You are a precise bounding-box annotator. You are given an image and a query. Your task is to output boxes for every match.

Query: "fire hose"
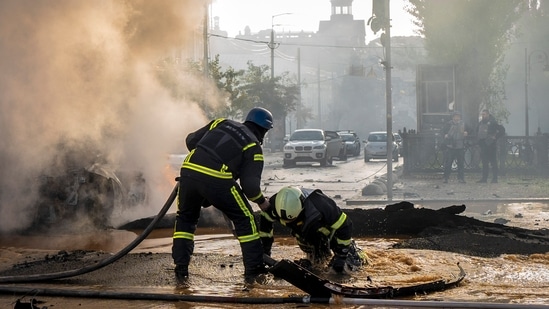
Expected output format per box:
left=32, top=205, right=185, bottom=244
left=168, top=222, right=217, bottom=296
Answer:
left=1, top=285, right=548, bottom=308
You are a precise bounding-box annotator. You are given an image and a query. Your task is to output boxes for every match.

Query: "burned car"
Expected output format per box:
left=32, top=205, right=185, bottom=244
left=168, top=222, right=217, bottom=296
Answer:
left=30, top=142, right=148, bottom=231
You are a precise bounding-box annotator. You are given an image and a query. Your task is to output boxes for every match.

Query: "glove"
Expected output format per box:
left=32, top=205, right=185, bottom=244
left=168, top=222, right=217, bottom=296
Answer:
left=258, top=199, right=270, bottom=211
left=333, top=244, right=350, bottom=258
left=330, top=245, right=350, bottom=273
left=293, top=258, right=313, bottom=270
left=313, top=237, right=331, bottom=262
left=260, top=236, right=273, bottom=256
left=330, top=242, right=367, bottom=273
left=329, top=254, right=347, bottom=273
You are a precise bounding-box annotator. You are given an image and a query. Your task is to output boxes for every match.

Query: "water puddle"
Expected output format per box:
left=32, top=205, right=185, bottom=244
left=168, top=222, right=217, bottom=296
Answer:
left=1, top=222, right=549, bottom=307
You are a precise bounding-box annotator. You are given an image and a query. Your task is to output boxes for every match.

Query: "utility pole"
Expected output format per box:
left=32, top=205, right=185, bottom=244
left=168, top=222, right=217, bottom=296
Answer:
left=269, top=13, right=292, bottom=79
left=525, top=48, right=530, bottom=139
left=317, top=63, right=322, bottom=129
left=370, top=0, right=392, bottom=200
left=203, top=2, right=209, bottom=78
left=297, top=47, right=302, bottom=129
left=270, top=27, right=275, bottom=79
left=384, top=1, right=393, bottom=201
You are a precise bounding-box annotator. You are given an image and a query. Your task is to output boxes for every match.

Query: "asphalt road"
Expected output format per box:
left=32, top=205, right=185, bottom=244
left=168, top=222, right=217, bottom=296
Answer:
left=2, top=152, right=549, bottom=308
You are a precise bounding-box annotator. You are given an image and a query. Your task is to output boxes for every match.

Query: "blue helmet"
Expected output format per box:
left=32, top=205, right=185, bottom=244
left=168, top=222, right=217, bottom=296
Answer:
left=245, top=107, right=273, bottom=130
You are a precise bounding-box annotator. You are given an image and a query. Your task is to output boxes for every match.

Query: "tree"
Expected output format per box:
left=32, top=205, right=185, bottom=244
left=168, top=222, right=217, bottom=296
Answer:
left=234, top=61, right=298, bottom=117
left=406, top=0, right=525, bottom=128
left=517, top=1, right=549, bottom=134
left=156, top=54, right=300, bottom=149
left=233, top=61, right=299, bottom=150
left=201, top=55, right=246, bottom=120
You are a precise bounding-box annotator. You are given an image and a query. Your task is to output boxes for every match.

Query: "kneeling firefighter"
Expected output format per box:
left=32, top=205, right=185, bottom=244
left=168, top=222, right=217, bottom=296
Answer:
left=259, top=186, right=367, bottom=273
left=172, top=107, right=273, bottom=285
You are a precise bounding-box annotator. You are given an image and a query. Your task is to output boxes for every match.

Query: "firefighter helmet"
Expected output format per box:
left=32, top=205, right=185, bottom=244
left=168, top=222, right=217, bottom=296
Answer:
left=275, top=186, right=303, bottom=222
left=245, top=107, right=273, bottom=130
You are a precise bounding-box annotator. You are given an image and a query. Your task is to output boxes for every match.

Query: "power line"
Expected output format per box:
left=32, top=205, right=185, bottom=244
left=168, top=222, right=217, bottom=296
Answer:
left=209, top=33, right=424, bottom=50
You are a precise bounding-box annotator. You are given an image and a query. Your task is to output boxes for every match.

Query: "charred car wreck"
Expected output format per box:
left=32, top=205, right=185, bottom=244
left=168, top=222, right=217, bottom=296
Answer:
left=30, top=142, right=148, bottom=231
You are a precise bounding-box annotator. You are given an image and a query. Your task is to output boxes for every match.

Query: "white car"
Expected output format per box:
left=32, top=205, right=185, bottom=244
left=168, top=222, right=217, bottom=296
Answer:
left=283, top=129, right=344, bottom=167
left=363, top=131, right=398, bottom=162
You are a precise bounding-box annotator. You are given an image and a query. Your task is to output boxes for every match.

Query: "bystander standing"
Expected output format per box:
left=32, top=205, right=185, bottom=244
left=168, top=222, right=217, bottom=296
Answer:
left=442, top=112, right=468, bottom=183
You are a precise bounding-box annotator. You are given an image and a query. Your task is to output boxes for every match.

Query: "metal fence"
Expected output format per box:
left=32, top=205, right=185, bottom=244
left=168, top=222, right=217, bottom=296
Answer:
left=401, top=132, right=549, bottom=177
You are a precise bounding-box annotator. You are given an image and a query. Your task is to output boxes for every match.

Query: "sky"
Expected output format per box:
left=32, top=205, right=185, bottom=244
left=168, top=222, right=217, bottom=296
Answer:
left=210, top=0, right=420, bottom=40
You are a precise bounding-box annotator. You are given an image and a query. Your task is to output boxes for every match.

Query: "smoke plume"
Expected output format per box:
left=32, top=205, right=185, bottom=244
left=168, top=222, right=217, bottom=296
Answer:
left=0, top=0, right=211, bottom=232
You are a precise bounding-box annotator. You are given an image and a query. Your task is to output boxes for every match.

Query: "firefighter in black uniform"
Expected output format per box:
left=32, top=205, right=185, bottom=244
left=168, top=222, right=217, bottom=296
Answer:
left=259, top=186, right=366, bottom=273
left=172, top=107, right=273, bottom=285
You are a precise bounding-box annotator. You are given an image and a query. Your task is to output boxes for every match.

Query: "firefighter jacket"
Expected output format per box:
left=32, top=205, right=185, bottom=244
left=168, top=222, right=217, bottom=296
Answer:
left=259, top=188, right=352, bottom=253
left=182, top=118, right=266, bottom=204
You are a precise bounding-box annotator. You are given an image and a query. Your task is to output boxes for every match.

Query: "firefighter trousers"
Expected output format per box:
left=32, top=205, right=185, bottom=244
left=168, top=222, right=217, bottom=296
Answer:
left=172, top=173, right=264, bottom=275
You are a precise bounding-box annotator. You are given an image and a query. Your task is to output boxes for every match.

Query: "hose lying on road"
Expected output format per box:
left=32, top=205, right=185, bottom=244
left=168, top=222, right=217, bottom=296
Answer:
left=0, top=285, right=315, bottom=304
left=0, top=285, right=547, bottom=308
left=0, top=183, right=179, bottom=284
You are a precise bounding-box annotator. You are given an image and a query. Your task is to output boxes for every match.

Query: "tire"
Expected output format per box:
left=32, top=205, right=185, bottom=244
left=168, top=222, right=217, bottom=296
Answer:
left=320, top=158, right=327, bottom=167
left=326, top=155, right=333, bottom=166
left=283, top=159, right=295, bottom=168
left=339, top=151, right=347, bottom=161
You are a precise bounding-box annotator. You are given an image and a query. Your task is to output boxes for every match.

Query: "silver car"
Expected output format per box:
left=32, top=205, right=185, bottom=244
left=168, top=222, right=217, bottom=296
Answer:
left=364, top=131, right=398, bottom=162
left=338, top=132, right=361, bottom=156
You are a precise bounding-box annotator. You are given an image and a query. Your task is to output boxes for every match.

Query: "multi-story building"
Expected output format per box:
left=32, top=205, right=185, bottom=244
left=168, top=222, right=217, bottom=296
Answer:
left=209, top=0, right=422, bottom=147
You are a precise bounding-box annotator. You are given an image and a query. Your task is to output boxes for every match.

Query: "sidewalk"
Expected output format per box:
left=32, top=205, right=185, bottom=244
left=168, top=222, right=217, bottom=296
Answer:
left=346, top=171, right=549, bottom=205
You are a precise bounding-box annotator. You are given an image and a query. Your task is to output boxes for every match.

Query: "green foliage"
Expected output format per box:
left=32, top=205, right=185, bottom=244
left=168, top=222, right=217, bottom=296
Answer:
left=406, top=0, right=525, bottom=125
left=205, top=55, right=246, bottom=119
left=483, top=58, right=511, bottom=123
left=234, top=61, right=299, bottom=120
left=156, top=54, right=299, bottom=124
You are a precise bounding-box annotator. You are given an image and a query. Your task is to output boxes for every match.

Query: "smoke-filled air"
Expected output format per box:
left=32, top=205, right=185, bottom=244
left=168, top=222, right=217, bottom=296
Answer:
left=0, top=0, right=213, bottom=232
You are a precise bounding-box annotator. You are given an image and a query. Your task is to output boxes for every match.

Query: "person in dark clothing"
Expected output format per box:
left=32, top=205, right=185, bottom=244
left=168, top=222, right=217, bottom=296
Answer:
left=476, top=109, right=503, bottom=183
left=259, top=186, right=366, bottom=274
left=172, top=107, right=273, bottom=285
left=442, top=112, right=468, bottom=183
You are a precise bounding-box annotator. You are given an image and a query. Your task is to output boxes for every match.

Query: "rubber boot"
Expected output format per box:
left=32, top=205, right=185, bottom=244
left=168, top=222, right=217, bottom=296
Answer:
left=174, top=264, right=189, bottom=287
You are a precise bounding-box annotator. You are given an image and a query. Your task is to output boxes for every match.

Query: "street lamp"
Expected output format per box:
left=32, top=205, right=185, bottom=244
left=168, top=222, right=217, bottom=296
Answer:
left=524, top=48, right=549, bottom=138
left=270, top=13, right=292, bottom=79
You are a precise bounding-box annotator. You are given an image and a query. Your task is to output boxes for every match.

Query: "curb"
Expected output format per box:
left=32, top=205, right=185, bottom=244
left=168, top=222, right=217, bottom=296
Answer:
left=346, top=197, right=549, bottom=206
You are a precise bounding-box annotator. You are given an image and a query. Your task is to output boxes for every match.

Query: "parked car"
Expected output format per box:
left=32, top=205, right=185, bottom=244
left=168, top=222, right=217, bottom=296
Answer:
left=393, top=132, right=403, bottom=156
left=363, top=131, right=398, bottom=162
left=330, top=131, right=348, bottom=161
left=283, top=129, right=345, bottom=167
left=338, top=131, right=361, bottom=156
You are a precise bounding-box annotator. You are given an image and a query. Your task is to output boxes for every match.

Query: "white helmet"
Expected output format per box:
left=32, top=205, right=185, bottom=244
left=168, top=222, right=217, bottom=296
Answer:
left=275, top=186, right=304, bottom=223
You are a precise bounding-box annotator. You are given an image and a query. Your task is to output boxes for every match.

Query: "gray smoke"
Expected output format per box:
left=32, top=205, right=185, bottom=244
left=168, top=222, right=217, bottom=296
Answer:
left=0, top=0, right=212, bottom=232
